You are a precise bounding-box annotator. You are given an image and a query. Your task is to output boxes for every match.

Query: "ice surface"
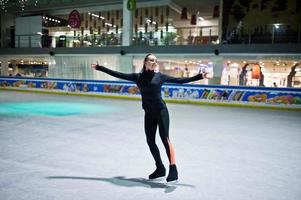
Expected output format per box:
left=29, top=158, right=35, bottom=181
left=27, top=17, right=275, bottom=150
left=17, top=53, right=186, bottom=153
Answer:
left=1, top=91, right=301, bottom=200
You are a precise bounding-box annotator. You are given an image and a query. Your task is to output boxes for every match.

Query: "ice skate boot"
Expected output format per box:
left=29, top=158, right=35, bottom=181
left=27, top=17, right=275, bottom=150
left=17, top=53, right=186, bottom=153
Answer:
left=166, top=164, right=178, bottom=182
left=149, top=164, right=166, bottom=180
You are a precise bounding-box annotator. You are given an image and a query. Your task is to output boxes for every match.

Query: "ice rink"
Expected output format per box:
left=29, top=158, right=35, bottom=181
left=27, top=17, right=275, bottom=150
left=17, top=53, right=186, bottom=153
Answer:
left=1, top=90, right=301, bottom=200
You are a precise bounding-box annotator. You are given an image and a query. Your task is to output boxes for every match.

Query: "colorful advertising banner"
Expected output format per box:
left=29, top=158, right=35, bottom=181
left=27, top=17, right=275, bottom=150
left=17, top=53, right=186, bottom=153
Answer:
left=1, top=77, right=301, bottom=109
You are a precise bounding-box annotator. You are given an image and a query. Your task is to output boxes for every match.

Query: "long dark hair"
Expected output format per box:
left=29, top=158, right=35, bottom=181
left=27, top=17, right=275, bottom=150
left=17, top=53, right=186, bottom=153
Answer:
left=141, top=53, right=153, bottom=73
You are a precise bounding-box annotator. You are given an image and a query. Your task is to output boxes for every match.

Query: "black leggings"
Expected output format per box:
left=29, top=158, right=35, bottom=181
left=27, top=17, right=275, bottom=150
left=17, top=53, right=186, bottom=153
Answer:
left=144, top=108, right=175, bottom=167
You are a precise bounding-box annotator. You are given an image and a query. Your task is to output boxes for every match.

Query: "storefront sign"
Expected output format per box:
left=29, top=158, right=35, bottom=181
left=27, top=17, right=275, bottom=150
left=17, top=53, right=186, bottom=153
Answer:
left=68, top=10, right=81, bottom=28
left=127, top=0, right=136, bottom=11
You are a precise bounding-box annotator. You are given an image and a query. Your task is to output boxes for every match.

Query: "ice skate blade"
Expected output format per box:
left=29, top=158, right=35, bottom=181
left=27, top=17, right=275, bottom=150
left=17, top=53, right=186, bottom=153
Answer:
left=166, top=179, right=178, bottom=184
left=149, top=177, right=165, bottom=182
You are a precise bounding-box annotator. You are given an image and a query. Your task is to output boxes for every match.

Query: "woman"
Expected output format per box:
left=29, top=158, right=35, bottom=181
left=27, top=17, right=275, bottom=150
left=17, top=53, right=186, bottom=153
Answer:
left=92, top=53, right=207, bottom=182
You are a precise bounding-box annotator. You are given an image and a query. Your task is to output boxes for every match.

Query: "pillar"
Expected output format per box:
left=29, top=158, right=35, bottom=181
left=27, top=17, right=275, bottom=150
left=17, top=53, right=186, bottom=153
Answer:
left=118, top=55, right=133, bottom=73
left=122, top=0, right=133, bottom=46
left=209, top=56, right=223, bottom=85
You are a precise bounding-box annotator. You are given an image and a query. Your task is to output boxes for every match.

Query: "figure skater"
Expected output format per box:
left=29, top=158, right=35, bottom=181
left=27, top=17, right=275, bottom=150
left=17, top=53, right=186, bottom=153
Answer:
left=92, top=53, right=208, bottom=182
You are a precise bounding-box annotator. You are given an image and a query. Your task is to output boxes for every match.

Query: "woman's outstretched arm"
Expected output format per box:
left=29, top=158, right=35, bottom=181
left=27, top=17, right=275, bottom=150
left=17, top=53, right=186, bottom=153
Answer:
left=161, top=73, right=205, bottom=84
left=93, top=65, right=137, bottom=82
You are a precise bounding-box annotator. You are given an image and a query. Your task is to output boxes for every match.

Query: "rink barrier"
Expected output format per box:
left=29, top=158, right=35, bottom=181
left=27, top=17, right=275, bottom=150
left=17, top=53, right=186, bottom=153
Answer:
left=0, top=76, right=301, bottom=111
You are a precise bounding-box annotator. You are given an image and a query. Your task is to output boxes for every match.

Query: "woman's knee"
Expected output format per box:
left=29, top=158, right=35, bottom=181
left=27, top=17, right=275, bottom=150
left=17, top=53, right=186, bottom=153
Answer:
left=146, top=137, right=156, bottom=146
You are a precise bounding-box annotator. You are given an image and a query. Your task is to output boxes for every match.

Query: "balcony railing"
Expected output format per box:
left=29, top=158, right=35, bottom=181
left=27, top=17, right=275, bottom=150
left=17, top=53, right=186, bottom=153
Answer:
left=7, top=24, right=301, bottom=48
left=223, top=24, right=301, bottom=44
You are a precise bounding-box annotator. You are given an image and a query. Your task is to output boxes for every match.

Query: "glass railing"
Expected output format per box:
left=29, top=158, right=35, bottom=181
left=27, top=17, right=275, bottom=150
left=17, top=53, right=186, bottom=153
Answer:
left=132, top=30, right=219, bottom=46
left=14, top=34, right=42, bottom=48
left=8, top=23, right=301, bottom=48
left=15, top=34, right=122, bottom=48
left=13, top=32, right=218, bottom=48
left=44, top=34, right=122, bottom=48
left=223, top=24, right=300, bottom=44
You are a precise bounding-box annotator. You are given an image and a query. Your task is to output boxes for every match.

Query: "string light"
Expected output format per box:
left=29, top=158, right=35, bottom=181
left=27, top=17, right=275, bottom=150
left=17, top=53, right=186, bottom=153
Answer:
left=88, top=12, right=105, bottom=20
left=43, top=16, right=62, bottom=25
left=1, top=0, right=39, bottom=12
left=0, top=0, right=9, bottom=12
left=19, top=0, right=28, bottom=11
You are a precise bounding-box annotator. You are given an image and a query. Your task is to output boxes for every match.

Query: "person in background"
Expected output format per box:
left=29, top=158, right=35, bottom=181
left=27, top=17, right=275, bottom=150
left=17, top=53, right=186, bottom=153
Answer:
left=183, top=66, right=190, bottom=77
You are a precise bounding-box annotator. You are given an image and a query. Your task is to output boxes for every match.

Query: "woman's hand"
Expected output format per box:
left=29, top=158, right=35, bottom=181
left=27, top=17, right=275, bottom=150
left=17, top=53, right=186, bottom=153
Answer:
left=91, top=64, right=98, bottom=70
left=202, top=72, right=209, bottom=79
left=199, top=72, right=209, bottom=79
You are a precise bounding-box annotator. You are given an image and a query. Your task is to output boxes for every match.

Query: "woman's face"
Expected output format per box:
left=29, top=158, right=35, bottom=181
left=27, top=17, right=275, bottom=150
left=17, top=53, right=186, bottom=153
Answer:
left=144, top=54, right=158, bottom=71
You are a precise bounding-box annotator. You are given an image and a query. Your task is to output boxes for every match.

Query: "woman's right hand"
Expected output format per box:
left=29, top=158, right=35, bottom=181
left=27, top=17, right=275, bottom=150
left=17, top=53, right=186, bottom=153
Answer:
left=91, top=64, right=98, bottom=70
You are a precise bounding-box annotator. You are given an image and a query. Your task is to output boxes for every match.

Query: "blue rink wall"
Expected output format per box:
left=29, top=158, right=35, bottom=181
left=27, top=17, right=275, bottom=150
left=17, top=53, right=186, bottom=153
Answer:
left=0, top=76, right=301, bottom=110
